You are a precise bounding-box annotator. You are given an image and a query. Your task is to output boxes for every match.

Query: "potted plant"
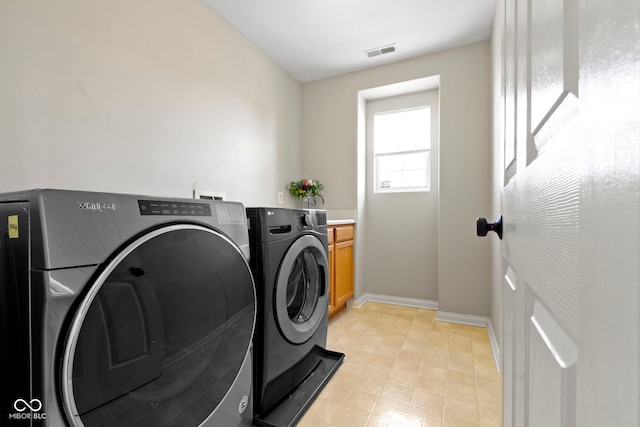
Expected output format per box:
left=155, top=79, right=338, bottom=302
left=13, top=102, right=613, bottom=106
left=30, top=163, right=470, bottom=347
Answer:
left=286, top=179, right=324, bottom=208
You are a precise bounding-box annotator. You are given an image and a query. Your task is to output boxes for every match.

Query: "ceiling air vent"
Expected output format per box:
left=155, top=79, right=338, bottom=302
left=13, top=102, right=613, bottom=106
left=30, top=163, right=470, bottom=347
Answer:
left=364, top=44, right=397, bottom=59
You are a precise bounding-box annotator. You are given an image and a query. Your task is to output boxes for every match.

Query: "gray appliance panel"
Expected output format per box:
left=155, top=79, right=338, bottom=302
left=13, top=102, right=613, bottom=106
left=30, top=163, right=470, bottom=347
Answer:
left=0, top=189, right=249, bottom=269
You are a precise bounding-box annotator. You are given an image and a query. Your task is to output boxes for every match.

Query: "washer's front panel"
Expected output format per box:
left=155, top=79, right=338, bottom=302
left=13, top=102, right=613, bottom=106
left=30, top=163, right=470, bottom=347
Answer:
left=62, top=226, right=256, bottom=427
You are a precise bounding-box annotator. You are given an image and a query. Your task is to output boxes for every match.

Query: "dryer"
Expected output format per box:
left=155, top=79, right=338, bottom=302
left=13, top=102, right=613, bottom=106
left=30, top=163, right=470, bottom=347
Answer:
left=246, top=208, right=338, bottom=424
left=0, top=189, right=256, bottom=426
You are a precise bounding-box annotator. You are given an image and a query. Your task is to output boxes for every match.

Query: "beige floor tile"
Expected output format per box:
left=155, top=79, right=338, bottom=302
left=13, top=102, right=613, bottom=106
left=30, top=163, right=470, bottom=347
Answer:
left=380, top=381, right=414, bottom=402
left=369, top=398, right=429, bottom=427
left=427, top=336, right=451, bottom=350
left=381, top=336, right=406, bottom=348
left=450, top=341, right=474, bottom=353
left=442, top=415, right=480, bottom=427
left=352, top=376, right=386, bottom=396
left=421, top=354, right=449, bottom=371
left=392, top=358, right=420, bottom=374
left=478, top=404, right=502, bottom=427
left=447, top=351, right=476, bottom=375
left=443, top=398, right=478, bottom=423
left=415, top=375, right=446, bottom=396
left=376, top=344, right=403, bottom=359
left=411, top=388, right=444, bottom=409
left=401, top=339, right=426, bottom=353
left=298, top=303, right=502, bottom=427
left=398, top=349, right=423, bottom=363
left=368, top=354, right=397, bottom=369
left=345, top=389, right=380, bottom=414
left=445, top=379, right=478, bottom=405
left=359, top=341, right=384, bottom=354
left=474, top=360, right=499, bottom=379
left=387, top=368, right=418, bottom=388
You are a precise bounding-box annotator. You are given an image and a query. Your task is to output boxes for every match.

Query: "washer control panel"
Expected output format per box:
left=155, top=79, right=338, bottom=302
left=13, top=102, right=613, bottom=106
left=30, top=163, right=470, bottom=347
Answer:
left=138, top=200, right=212, bottom=216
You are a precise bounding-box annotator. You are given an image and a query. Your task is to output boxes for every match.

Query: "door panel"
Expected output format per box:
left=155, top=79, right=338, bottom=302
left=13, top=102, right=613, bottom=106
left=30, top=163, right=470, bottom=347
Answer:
left=503, top=137, right=580, bottom=340
left=502, top=266, right=516, bottom=427
left=498, top=0, right=639, bottom=424
left=577, top=0, right=640, bottom=424
left=502, top=0, right=581, bottom=424
left=503, top=0, right=516, bottom=180
left=528, top=300, right=577, bottom=427
left=530, top=0, right=578, bottom=142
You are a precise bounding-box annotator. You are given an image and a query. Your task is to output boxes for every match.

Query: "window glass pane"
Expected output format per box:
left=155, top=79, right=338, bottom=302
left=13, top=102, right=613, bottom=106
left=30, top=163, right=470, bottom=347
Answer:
left=380, top=154, right=403, bottom=171
left=403, top=151, right=428, bottom=170
left=378, top=169, right=402, bottom=189
left=403, top=169, right=428, bottom=188
left=376, top=151, right=430, bottom=190
left=373, top=106, right=431, bottom=154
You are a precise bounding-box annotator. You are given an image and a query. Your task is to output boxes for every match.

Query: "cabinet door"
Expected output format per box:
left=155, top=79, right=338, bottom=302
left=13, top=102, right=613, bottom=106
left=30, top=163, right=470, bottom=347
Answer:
left=327, top=241, right=336, bottom=315
left=334, top=239, right=354, bottom=309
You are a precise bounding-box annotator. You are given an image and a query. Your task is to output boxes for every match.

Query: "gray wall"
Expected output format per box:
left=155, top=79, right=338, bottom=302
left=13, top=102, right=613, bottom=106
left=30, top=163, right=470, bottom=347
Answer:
left=0, top=0, right=301, bottom=206
left=301, top=41, right=492, bottom=317
left=362, top=90, right=440, bottom=302
left=0, top=1, right=494, bottom=319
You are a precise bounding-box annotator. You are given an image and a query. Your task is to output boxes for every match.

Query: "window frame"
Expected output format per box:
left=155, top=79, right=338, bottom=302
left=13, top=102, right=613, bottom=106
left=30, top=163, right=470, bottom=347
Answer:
left=372, top=105, right=432, bottom=193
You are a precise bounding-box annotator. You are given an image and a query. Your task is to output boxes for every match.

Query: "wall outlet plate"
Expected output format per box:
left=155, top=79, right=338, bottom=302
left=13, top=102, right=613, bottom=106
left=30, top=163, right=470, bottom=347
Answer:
left=278, top=191, right=284, bottom=204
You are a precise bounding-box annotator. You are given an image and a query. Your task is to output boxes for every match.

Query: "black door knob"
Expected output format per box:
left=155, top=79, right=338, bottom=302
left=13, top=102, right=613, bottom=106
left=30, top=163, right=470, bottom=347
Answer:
left=476, top=215, right=503, bottom=240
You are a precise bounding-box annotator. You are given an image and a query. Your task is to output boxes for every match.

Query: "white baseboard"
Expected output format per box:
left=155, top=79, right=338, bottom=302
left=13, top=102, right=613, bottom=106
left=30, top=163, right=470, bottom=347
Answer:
left=348, top=293, right=439, bottom=311
left=435, top=311, right=489, bottom=327
left=487, top=319, right=501, bottom=376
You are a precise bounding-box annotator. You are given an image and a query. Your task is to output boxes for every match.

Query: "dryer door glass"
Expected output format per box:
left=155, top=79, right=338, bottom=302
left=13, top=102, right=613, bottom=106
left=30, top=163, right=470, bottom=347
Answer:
left=62, top=225, right=255, bottom=427
left=287, top=249, right=322, bottom=323
left=275, top=235, right=329, bottom=344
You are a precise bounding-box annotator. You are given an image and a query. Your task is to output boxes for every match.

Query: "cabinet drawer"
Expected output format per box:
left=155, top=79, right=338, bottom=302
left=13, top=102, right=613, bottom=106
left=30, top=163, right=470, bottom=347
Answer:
left=334, top=225, right=354, bottom=243
left=327, top=227, right=335, bottom=245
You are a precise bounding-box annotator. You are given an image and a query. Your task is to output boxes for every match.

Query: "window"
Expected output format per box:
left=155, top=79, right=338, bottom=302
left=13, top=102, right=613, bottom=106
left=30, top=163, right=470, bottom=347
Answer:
left=373, top=106, right=431, bottom=192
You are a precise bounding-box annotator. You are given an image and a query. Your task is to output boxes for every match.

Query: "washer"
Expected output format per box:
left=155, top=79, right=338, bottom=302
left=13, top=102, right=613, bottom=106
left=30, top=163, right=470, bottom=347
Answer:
left=245, top=208, right=329, bottom=419
left=0, top=189, right=256, bottom=427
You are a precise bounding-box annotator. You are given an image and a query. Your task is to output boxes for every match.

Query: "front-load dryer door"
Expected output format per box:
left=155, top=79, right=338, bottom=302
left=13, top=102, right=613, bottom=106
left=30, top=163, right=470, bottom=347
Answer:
left=61, top=225, right=256, bottom=427
left=275, top=235, right=329, bottom=344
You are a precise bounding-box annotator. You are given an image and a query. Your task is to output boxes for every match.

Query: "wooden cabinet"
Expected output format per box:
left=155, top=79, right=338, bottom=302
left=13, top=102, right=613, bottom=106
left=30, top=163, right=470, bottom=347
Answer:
left=327, top=224, right=354, bottom=317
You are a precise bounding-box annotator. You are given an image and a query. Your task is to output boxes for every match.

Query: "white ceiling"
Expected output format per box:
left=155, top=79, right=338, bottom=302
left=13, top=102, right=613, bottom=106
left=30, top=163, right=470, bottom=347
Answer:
left=203, top=0, right=497, bottom=83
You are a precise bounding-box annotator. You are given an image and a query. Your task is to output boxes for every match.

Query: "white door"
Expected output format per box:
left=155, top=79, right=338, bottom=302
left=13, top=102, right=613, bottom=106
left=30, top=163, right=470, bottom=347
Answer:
left=498, top=0, right=639, bottom=425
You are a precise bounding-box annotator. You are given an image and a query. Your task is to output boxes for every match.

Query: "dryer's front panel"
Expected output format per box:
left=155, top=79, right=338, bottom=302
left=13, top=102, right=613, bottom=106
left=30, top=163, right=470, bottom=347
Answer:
left=0, top=202, right=31, bottom=422
left=274, top=235, right=329, bottom=345
left=61, top=225, right=256, bottom=427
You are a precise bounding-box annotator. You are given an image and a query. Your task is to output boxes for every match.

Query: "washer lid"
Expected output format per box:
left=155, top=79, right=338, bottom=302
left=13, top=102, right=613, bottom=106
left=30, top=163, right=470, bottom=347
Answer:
left=61, top=224, right=256, bottom=427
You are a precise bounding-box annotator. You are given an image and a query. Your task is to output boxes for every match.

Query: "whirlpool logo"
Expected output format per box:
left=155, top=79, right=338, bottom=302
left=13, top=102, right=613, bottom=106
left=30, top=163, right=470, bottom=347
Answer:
left=8, top=398, right=46, bottom=420
left=76, top=201, right=116, bottom=213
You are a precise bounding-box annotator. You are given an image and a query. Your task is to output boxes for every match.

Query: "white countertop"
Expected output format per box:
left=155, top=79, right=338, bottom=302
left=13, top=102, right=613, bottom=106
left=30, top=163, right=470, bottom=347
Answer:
left=327, top=219, right=355, bottom=225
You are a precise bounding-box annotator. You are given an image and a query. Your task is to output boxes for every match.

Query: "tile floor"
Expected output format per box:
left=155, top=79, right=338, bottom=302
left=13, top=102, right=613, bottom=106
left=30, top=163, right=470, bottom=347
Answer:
left=298, top=302, right=502, bottom=427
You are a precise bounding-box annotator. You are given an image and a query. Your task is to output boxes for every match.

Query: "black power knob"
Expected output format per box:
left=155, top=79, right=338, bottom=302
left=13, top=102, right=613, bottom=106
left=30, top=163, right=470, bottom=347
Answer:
left=476, top=215, right=503, bottom=240
left=302, top=213, right=312, bottom=227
